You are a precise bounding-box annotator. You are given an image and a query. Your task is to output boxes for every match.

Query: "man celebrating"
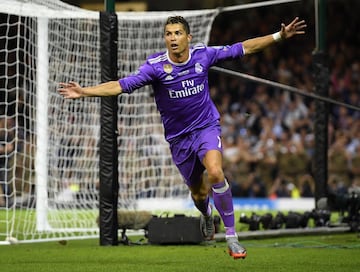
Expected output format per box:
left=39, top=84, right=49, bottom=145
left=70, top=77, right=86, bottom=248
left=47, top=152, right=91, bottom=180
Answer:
left=59, top=16, right=306, bottom=259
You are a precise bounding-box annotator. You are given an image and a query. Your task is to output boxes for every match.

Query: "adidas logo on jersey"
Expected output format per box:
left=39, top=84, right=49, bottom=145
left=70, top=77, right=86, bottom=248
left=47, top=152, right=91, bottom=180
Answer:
left=165, top=75, right=174, bottom=81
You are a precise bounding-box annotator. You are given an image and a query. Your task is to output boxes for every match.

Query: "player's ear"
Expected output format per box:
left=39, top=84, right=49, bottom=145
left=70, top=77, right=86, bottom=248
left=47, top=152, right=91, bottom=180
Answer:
left=187, top=34, right=192, bottom=42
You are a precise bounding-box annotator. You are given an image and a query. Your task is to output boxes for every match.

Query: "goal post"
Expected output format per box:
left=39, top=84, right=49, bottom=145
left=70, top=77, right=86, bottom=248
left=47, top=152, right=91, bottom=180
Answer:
left=0, top=0, right=219, bottom=244
left=99, top=11, right=119, bottom=246
left=35, top=16, right=50, bottom=232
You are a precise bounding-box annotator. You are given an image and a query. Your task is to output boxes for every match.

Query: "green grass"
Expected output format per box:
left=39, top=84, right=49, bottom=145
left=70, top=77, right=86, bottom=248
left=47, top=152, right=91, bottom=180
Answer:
left=1, top=209, right=359, bottom=271
left=0, top=233, right=359, bottom=272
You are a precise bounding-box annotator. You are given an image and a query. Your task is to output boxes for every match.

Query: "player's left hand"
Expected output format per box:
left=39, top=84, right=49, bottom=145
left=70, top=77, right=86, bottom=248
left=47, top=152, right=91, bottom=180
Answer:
left=280, top=17, right=307, bottom=39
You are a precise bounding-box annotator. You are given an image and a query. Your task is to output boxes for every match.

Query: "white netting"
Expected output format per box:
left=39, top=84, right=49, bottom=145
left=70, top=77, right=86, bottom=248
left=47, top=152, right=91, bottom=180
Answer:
left=0, top=0, right=218, bottom=243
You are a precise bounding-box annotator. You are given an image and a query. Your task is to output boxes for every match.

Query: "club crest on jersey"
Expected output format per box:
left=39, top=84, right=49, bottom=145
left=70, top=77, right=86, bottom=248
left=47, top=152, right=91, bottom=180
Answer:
left=163, top=64, right=173, bottom=74
left=195, top=63, right=203, bottom=74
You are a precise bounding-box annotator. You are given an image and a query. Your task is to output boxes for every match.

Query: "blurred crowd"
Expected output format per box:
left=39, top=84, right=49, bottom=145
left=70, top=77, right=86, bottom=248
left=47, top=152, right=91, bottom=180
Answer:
left=207, top=1, right=360, bottom=199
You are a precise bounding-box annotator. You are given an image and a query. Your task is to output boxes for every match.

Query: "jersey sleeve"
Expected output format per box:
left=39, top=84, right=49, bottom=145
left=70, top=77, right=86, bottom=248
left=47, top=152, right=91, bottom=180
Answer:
left=206, top=42, right=245, bottom=65
left=119, top=61, right=156, bottom=93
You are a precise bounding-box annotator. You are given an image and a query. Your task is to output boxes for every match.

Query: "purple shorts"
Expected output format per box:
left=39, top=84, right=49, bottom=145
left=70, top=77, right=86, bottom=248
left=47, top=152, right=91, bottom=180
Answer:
left=169, top=123, right=222, bottom=187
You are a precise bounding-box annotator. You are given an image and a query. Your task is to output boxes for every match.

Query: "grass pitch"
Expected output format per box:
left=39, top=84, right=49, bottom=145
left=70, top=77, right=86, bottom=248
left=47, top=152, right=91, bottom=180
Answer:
left=1, top=209, right=359, bottom=271
left=0, top=232, right=359, bottom=272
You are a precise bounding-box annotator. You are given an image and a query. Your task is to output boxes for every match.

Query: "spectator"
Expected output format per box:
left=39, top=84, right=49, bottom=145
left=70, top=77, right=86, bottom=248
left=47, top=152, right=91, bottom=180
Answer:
left=349, top=144, right=360, bottom=188
left=253, top=116, right=278, bottom=192
left=224, top=135, right=257, bottom=197
left=0, top=117, right=16, bottom=207
left=328, top=131, right=351, bottom=188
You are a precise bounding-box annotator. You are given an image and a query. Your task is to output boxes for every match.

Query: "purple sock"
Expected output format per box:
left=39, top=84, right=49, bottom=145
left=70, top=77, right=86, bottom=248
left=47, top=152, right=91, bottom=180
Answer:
left=212, top=180, right=236, bottom=236
left=192, top=195, right=211, bottom=216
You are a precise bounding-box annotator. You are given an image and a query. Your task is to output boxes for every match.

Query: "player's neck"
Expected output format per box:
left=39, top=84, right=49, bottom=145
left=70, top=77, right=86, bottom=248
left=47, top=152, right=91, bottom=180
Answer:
left=169, top=50, right=190, bottom=64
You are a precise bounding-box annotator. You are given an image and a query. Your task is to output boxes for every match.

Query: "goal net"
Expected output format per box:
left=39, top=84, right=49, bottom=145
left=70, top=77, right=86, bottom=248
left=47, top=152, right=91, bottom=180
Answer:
left=0, top=0, right=218, bottom=243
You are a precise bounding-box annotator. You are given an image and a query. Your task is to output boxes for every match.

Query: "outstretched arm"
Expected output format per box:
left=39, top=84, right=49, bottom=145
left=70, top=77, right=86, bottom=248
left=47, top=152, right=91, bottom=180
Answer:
left=242, top=17, right=306, bottom=55
left=58, top=80, right=122, bottom=99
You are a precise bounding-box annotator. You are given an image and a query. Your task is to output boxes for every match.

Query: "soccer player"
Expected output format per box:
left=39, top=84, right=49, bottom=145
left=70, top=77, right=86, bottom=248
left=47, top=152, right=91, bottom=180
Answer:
left=58, top=16, right=306, bottom=259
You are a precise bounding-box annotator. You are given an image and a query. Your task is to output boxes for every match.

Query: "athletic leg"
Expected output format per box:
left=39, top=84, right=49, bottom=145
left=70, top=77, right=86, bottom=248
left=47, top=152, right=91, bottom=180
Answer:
left=202, top=150, right=247, bottom=259
left=189, top=173, right=211, bottom=215
left=202, top=150, right=236, bottom=236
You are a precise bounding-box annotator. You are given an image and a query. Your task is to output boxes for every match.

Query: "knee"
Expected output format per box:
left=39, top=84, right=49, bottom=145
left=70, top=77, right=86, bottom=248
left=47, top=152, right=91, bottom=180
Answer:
left=207, top=166, right=224, bottom=184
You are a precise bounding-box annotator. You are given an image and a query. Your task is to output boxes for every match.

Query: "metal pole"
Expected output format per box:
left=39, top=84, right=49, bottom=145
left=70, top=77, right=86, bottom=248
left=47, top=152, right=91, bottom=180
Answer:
left=313, top=0, right=329, bottom=208
left=99, top=0, right=118, bottom=246
left=315, top=0, right=326, bottom=51
left=105, top=0, right=115, bottom=12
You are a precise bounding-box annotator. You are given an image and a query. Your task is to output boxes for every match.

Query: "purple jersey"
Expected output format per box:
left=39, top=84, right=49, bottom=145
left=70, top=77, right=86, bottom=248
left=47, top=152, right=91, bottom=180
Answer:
left=119, top=42, right=245, bottom=141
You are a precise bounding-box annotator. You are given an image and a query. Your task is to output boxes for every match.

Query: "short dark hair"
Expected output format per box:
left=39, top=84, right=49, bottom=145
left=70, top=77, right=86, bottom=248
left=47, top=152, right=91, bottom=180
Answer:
left=164, top=16, right=190, bottom=34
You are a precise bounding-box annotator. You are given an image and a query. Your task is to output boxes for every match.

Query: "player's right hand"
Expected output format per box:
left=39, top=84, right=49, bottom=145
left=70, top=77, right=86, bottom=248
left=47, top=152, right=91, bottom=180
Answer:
left=58, top=81, right=83, bottom=99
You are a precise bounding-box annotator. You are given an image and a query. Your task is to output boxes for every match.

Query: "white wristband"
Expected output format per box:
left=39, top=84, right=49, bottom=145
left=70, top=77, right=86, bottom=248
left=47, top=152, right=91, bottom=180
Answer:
left=272, top=31, right=282, bottom=42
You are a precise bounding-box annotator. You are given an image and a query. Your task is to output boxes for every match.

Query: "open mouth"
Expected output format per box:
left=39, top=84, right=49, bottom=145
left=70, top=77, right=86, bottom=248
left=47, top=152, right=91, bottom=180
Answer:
left=171, top=44, right=178, bottom=50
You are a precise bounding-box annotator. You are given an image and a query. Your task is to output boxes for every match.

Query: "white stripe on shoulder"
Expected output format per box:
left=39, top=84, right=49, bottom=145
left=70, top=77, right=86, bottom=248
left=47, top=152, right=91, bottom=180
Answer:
left=192, top=43, right=206, bottom=51
left=148, top=53, right=167, bottom=64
